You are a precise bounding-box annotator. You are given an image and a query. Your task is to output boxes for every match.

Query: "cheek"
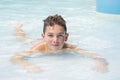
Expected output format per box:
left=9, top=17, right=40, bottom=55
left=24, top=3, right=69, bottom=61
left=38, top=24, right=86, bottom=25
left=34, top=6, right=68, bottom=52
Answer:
left=45, top=38, right=52, bottom=43
left=44, top=37, right=65, bottom=43
left=59, top=38, right=65, bottom=43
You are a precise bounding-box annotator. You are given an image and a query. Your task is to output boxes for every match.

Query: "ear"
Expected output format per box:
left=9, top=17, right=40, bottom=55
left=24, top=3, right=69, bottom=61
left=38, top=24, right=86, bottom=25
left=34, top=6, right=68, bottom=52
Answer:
left=65, top=33, right=69, bottom=41
left=41, top=33, right=45, bottom=41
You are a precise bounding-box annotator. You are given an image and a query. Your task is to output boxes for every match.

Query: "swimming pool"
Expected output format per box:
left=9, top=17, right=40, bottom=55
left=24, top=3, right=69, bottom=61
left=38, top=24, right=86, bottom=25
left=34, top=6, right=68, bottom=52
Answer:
left=0, top=0, right=120, bottom=80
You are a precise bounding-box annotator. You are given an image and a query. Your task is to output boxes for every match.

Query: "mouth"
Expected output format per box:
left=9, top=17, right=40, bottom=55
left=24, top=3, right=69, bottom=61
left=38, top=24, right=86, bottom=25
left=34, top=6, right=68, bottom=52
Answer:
left=49, top=44, right=64, bottom=51
left=52, top=44, right=59, bottom=46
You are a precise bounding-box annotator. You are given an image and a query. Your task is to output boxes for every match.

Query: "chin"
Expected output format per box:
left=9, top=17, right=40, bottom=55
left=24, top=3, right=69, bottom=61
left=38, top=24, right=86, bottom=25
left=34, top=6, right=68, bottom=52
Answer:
left=51, top=47, right=61, bottom=51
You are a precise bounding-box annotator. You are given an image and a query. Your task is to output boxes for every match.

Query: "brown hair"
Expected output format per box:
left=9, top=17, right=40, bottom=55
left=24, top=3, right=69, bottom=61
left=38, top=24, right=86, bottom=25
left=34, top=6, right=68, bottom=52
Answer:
left=43, top=14, right=67, bottom=33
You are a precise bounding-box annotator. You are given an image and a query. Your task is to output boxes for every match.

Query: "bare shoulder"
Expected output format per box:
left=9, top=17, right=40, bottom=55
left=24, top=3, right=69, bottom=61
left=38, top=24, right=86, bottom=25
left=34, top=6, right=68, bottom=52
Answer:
left=64, top=43, right=76, bottom=49
left=30, top=42, right=46, bottom=52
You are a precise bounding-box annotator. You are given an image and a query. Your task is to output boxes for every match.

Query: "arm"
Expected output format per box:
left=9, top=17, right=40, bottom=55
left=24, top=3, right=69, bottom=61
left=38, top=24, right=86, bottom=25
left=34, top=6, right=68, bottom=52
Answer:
left=64, top=43, right=99, bottom=59
left=11, top=50, right=41, bottom=72
left=72, top=48, right=108, bottom=73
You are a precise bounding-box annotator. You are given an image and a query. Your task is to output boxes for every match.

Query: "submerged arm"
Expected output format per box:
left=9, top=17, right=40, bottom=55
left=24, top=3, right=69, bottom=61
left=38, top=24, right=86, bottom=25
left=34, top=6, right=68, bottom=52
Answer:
left=72, top=48, right=108, bottom=73
left=70, top=47, right=99, bottom=59
left=11, top=50, right=41, bottom=72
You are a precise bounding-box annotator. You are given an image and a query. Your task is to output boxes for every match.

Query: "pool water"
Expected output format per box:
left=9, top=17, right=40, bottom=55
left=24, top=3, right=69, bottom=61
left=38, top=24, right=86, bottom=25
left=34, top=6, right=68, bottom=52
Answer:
left=0, top=0, right=120, bottom=80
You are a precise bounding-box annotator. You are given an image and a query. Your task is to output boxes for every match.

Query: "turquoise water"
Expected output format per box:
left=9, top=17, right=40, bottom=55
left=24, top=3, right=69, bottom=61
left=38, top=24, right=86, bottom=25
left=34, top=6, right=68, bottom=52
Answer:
left=0, top=0, right=120, bottom=80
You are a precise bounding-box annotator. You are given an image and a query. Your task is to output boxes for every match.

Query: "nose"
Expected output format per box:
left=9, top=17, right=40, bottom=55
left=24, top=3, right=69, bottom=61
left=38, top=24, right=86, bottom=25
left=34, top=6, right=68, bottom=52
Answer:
left=53, top=36, right=58, bottom=43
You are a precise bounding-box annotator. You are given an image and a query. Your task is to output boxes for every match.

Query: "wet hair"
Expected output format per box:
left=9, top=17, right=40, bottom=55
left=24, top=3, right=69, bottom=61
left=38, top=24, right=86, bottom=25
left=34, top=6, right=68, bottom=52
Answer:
left=43, top=14, right=67, bottom=33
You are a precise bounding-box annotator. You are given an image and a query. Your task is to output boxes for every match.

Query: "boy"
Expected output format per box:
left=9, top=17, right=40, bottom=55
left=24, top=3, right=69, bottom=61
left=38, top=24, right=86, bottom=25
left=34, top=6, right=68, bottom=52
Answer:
left=11, top=14, right=108, bottom=73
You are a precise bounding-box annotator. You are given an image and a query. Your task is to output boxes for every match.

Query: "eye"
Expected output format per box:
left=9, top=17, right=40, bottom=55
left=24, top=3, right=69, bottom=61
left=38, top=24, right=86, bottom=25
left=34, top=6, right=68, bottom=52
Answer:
left=57, top=34, right=64, bottom=37
left=48, top=34, right=54, bottom=37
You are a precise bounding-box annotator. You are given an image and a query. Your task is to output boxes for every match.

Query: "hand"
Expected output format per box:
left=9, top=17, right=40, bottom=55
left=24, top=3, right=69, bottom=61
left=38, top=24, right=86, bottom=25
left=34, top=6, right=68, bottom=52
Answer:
left=23, top=64, right=42, bottom=73
left=92, top=57, right=108, bottom=73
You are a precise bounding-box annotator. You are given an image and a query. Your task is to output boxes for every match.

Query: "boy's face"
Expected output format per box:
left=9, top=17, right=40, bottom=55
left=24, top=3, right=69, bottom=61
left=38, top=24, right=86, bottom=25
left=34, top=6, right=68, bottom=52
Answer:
left=42, top=24, right=68, bottom=51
